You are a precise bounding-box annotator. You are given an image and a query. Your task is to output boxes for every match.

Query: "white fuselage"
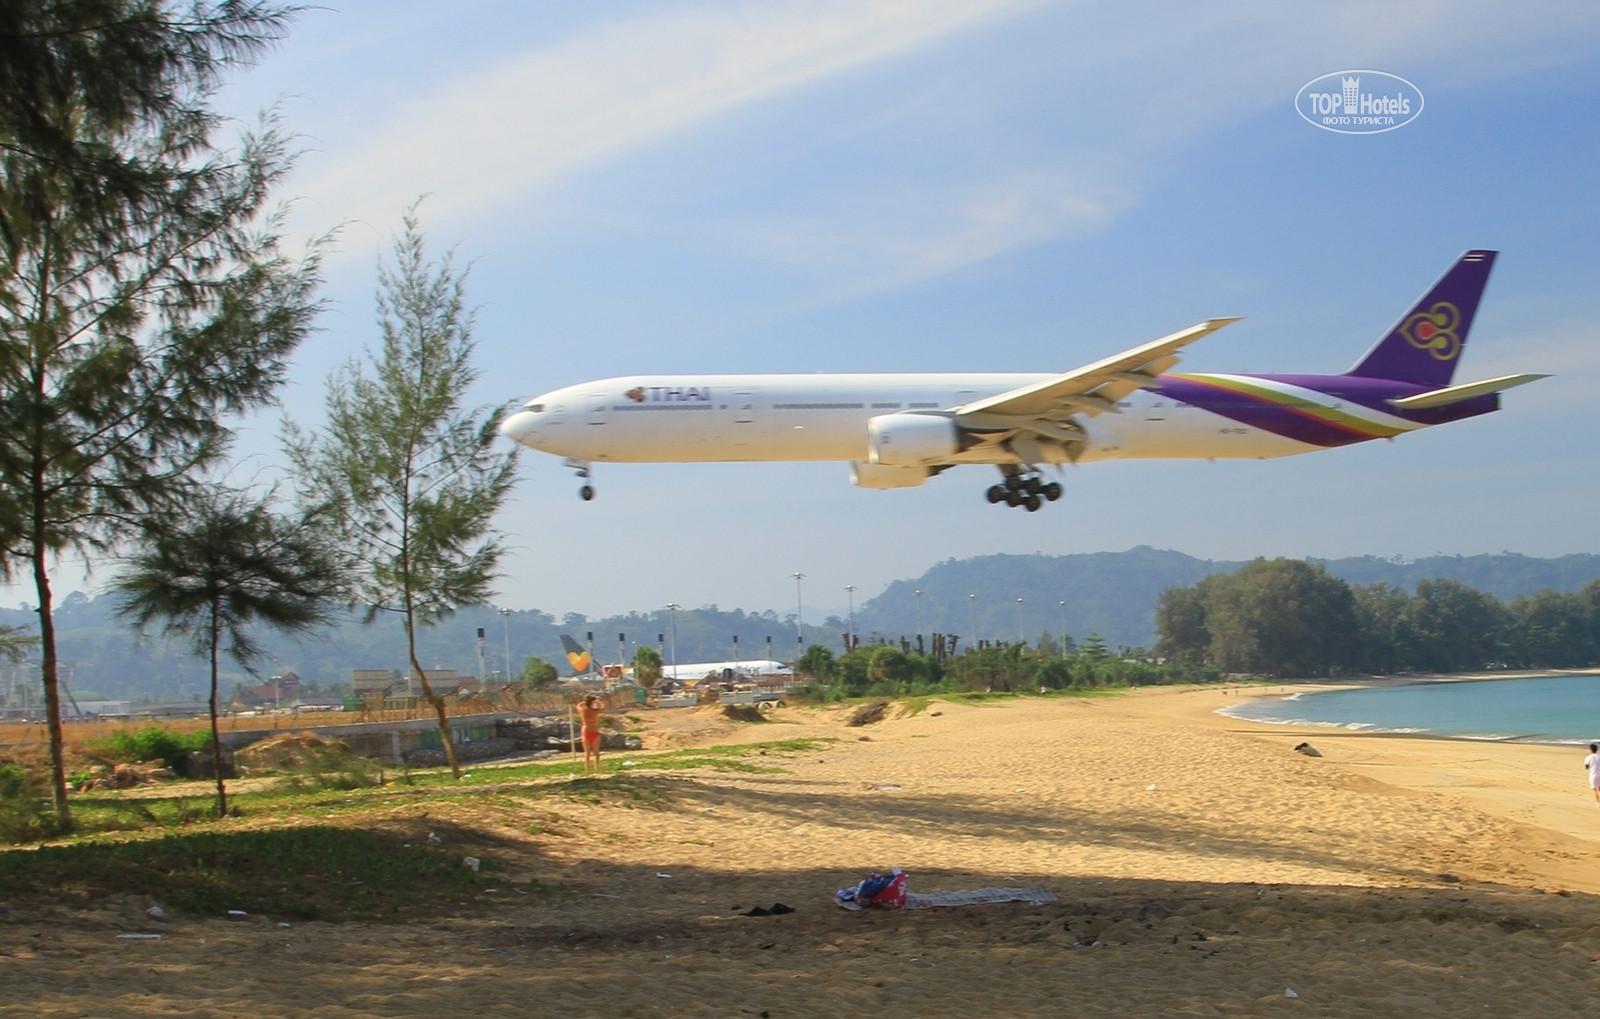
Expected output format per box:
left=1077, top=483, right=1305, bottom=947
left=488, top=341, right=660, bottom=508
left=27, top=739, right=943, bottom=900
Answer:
left=501, top=373, right=1317, bottom=465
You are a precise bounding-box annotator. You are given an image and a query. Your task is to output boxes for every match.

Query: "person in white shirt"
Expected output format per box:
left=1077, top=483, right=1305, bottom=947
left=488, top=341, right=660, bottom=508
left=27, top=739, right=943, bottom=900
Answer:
left=1584, top=743, right=1600, bottom=806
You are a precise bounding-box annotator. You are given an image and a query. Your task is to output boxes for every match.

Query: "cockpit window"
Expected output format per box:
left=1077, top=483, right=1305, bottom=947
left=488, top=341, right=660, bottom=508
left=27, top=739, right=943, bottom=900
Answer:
left=527, top=403, right=545, bottom=413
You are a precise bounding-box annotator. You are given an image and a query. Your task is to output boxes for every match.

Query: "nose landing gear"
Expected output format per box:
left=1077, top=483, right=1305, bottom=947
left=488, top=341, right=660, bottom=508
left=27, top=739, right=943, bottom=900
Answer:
left=985, top=470, right=1061, bottom=511
left=565, top=458, right=596, bottom=501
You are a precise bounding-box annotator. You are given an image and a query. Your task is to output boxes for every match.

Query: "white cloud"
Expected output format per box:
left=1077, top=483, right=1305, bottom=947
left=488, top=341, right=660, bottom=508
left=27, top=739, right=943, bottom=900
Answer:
left=720, top=169, right=1136, bottom=294
left=297, top=0, right=1041, bottom=236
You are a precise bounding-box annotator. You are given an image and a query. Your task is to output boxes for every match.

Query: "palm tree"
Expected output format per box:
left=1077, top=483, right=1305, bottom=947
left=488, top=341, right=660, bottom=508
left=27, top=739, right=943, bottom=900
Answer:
left=112, top=487, right=346, bottom=816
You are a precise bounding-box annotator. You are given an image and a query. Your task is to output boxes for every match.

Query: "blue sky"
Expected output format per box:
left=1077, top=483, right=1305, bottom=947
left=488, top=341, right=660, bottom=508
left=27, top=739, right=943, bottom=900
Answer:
left=34, top=1, right=1600, bottom=619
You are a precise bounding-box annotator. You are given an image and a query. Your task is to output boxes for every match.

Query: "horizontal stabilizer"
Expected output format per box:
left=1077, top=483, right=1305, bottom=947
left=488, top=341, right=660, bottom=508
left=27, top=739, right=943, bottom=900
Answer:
left=1387, top=373, right=1549, bottom=410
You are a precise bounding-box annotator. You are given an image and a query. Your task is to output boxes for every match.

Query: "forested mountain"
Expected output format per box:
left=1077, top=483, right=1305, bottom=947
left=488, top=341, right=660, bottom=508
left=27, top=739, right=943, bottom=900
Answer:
left=2, top=548, right=1597, bottom=703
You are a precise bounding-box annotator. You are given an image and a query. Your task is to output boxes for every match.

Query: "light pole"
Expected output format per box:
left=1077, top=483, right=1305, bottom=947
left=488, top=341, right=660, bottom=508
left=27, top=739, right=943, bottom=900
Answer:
left=792, top=572, right=806, bottom=646
left=665, top=603, right=680, bottom=679
left=1058, top=600, right=1067, bottom=657
left=499, top=607, right=512, bottom=682
left=1016, top=597, right=1025, bottom=645
left=968, top=593, right=977, bottom=646
left=845, top=585, right=857, bottom=651
left=913, top=589, right=922, bottom=644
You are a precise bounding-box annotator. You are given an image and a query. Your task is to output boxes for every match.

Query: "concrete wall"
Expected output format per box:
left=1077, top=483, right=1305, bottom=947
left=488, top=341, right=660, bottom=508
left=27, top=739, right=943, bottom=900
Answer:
left=217, top=711, right=525, bottom=765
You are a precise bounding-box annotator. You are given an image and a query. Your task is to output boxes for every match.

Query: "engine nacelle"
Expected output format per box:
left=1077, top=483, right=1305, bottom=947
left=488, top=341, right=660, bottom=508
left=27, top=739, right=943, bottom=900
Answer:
left=850, top=461, right=930, bottom=489
left=867, top=413, right=960, bottom=467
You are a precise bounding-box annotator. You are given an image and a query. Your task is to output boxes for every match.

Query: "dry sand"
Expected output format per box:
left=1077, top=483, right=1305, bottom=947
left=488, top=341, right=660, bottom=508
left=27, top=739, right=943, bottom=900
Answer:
left=6, top=684, right=1600, bottom=1016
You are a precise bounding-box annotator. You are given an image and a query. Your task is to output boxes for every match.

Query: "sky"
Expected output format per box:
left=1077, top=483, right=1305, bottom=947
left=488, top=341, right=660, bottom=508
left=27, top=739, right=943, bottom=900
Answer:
left=22, top=0, right=1600, bottom=620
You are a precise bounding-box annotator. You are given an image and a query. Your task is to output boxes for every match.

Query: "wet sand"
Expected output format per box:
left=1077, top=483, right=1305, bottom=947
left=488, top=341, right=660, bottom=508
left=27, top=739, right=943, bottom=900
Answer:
left=5, top=685, right=1600, bottom=1016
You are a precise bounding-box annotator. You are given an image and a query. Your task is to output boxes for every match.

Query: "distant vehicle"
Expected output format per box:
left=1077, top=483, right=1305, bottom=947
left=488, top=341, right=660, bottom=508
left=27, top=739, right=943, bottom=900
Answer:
left=502, top=251, right=1545, bottom=511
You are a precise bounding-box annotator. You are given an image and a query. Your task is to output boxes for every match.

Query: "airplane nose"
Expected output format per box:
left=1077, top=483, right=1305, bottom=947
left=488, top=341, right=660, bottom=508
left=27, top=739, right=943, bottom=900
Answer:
left=500, top=410, right=543, bottom=446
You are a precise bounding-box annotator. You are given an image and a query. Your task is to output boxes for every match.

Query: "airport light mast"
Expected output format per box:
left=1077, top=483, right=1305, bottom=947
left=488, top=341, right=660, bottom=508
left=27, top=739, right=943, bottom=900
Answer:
left=791, top=572, right=805, bottom=647
left=499, top=607, right=512, bottom=682
left=665, top=603, right=680, bottom=678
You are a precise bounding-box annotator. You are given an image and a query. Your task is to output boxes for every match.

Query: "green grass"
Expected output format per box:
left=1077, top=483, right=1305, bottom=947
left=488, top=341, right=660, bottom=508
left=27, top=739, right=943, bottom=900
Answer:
left=0, top=737, right=839, bottom=918
left=0, top=826, right=491, bottom=920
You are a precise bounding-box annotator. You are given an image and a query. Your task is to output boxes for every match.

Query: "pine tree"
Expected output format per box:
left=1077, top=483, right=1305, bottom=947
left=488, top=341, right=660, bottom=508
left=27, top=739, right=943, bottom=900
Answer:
left=112, top=485, right=346, bottom=816
left=0, top=1, right=319, bottom=826
left=286, top=207, right=518, bottom=779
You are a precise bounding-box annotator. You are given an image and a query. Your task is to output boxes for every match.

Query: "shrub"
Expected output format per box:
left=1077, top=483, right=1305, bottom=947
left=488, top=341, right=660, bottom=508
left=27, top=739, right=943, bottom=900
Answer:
left=90, top=726, right=213, bottom=770
left=0, top=762, right=56, bottom=844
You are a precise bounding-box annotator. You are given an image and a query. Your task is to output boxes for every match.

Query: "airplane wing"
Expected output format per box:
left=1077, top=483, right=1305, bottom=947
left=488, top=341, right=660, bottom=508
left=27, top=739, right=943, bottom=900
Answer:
left=954, top=318, right=1241, bottom=419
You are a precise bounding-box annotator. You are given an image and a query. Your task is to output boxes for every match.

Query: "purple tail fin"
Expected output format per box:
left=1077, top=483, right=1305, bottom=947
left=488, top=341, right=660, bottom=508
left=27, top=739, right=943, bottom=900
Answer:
left=1347, top=250, right=1496, bottom=386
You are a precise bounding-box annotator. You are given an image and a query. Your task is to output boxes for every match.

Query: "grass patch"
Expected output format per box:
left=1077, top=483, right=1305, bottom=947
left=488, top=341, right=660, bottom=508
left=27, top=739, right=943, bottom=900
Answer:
left=0, top=735, right=842, bottom=916
left=0, top=826, right=488, bottom=920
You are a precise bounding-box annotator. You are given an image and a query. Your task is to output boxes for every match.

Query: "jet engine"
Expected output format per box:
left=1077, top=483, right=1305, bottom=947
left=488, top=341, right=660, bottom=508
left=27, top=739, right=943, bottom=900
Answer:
left=850, top=461, right=930, bottom=489
left=866, top=413, right=960, bottom=467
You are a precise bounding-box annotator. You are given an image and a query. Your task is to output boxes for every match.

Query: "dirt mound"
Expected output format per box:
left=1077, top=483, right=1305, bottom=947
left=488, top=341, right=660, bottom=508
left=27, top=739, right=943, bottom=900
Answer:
left=847, top=700, right=889, bottom=727
left=236, top=733, right=360, bottom=773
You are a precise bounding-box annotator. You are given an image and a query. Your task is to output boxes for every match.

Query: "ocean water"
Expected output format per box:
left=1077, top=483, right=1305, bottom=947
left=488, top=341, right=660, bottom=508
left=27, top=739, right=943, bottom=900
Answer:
left=1218, top=674, right=1600, bottom=744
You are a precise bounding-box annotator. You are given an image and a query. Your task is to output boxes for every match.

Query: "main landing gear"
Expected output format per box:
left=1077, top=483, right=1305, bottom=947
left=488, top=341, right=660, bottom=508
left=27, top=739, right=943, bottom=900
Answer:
left=985, top=470, right=1061, bottom=512
left=565, top=458, right=595, bottom=501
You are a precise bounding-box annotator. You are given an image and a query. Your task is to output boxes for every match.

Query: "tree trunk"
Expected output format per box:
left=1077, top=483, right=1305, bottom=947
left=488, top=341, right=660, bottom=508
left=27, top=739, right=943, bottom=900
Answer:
left=406, top=614, right=461, bottom=779
left=209, top=611, right=227, bottom=817
left=30, top=534, right=69, bottom=830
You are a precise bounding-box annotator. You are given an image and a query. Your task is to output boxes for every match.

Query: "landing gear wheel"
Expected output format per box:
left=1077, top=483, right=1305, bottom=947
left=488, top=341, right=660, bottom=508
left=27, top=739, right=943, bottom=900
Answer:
left=1043, top=481, right=1062, bottom=501
left=579, top=484, right=595, bottom=501
left=1024, top=494, right=1042, bottom=512
left=986, top=485, right=1006, bottom=504
left=1004, top=490, right=1022, bottom=508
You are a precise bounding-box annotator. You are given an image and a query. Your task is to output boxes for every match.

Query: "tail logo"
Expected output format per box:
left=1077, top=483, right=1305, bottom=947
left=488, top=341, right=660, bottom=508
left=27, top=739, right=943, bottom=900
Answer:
left=1401, top=302, right=1461, bottom=361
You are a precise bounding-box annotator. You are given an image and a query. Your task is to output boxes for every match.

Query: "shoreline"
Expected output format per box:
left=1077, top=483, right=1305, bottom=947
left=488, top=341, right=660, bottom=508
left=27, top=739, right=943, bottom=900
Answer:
left=1211, top=669, right=1600, bottom=746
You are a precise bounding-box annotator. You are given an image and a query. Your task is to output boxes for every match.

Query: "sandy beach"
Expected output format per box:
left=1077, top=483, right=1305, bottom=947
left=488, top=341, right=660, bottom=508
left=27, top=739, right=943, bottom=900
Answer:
left=5, top=684, right=1600, bottom=1016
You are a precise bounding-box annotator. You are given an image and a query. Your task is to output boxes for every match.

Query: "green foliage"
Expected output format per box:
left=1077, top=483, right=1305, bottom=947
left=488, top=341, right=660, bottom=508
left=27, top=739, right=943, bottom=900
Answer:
left=797, top=643, right=836, bottom=681
left=0, top=0, right=321, bottom=825
left=1158, top=563, right=1600, bottom=676
left=284, top=207, right=517, bottom=778
left=521, top=655, right=559, bottom=689
left=0, top=624, right=35, bottom=662
left=1203, top=559, right=1357, bottom=677
left=632, top=645, right=663, bottom=689
left=89, top=726, right=212, bottom=769
left=0, top=762, right=56, bottom=844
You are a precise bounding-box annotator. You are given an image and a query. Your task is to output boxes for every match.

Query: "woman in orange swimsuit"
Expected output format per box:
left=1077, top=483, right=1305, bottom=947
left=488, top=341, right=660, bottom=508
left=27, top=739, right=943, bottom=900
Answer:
left=578, top=694, right=605, bottom=774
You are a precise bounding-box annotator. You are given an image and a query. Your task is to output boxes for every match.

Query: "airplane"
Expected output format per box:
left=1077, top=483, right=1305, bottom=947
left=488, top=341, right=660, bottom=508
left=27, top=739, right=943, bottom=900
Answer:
left=500, top=251, right=1546, bottom=511
left=660, top=659, right=792, bottom=683
left=559, top=634, right=597, bottom=677
left=557, top=634, right=788, bottom=684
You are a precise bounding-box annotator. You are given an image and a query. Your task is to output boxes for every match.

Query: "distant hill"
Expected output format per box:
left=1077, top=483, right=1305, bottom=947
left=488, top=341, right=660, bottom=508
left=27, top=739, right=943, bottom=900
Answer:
left=847, top=548, right=1600, bottom=651
left=2, top=548, right=1597, bottom=704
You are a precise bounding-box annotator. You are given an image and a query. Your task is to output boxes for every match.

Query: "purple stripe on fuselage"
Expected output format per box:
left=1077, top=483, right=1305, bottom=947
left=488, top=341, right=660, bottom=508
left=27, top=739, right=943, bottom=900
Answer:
left=1154, top=374, right=1500, bottom=448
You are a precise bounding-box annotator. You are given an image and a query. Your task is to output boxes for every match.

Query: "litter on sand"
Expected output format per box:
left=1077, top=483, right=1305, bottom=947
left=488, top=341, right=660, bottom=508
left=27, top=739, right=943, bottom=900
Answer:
left=835, top=868, right=1056, bottom=911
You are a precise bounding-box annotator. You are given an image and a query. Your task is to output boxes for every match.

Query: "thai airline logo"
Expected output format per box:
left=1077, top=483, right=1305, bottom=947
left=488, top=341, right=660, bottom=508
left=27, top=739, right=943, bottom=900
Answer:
left=1296, top=70, right=1423, bottom=134
left=1401, top=302, right=1461, bottom=361
left=624, top=384, right=712, bottom=404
